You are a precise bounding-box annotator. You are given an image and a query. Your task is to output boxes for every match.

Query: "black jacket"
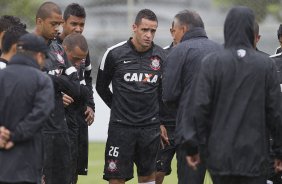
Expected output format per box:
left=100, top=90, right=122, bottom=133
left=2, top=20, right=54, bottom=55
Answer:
left=162, top=27, right=221, bottom=144
left=0, top=54, right=54, bottom=183
left=56, top=36, right=95, bottom=111
left=43, top=39, right=80, bottom=133
left=188, top=6, right=282, bottom=176
left=96, top=38, right=166, bottom=127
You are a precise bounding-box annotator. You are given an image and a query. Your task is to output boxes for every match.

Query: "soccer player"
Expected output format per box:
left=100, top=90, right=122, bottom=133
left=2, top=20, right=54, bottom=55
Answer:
left=0, top=26, right=27, bottom=69
left=34, top=2, right=80, bottom=183
left=0, top=15, right=26, bottom=55
left=96, top=9, right=166, bottom=184
left=58, top=4, right=95, bottom=182
left=62, top=32, right=90, bottom=183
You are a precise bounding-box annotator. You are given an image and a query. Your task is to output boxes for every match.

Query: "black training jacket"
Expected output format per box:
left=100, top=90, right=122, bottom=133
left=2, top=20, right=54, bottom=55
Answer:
left=42, top=39, right=80, bottom=133
left=187, top=7, right=282, bottom=176
left=56, top=36, right=95, bottom=111
left=162, top=27, right=221, bottom=144
left=0, top=54, right=54, bottom=183
left=96, top=38, right=166, bottom=127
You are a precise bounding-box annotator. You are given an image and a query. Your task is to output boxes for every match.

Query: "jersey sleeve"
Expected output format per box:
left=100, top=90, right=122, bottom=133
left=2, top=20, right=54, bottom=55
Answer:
left=96, top=49, right=115, bottom=108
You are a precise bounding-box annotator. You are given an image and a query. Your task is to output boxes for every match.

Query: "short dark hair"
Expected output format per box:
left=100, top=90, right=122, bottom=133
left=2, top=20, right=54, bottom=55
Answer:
left=63, top=33, right=88, bottom=53
left=2, top=26, right=28, bottom=53
left=174, top=10, right=204, bottom=29
left=0, top=15, right=26, bottom=33
left=134, top=9, right=158, bottom=25
left=63, top=3, right=86, bottom=20
left=36, top=2, right=62, bottom=20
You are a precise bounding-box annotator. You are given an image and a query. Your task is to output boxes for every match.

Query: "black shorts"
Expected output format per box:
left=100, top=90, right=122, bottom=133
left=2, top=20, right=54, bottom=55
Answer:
left=103, top=124, right=160, bottom=181
left=42, top=132, right=71, bottom=184
left=156, top=125, right=176, bottom=175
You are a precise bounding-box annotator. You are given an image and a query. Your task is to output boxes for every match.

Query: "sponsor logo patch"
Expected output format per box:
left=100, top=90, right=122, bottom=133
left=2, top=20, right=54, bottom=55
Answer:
left=124, top=73, right=158, bottom=83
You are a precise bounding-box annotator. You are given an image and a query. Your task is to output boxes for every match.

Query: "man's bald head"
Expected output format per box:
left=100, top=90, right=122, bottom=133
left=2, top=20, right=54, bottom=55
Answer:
left=36, top=2, right=62, bottom=20
left=63, top=33, right=88, bottom=53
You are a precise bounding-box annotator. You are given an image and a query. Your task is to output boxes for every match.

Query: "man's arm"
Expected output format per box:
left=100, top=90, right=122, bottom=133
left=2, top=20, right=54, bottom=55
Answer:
left=96, top=50, right=115, bottom=108
left=183, top=55, right=214, bottom=156
left=84, top=52, right=95, bottom=111
left=10, top=75, right=55, bottom=143
left=162, top=48, right=185, bottom=108
left=266, top=60, right=282, bottom=160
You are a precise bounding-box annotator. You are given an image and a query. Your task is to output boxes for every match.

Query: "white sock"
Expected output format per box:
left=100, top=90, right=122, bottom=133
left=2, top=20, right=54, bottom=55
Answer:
left=138, top=181, right=155, bottom=184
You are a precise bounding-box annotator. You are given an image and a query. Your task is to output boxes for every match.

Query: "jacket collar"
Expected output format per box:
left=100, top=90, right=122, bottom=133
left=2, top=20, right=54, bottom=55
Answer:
left=9, top=53, right=40, bottom=69
left=0, top=57, right=8, bottom=64
left=181, top=27, right=207, bottom=42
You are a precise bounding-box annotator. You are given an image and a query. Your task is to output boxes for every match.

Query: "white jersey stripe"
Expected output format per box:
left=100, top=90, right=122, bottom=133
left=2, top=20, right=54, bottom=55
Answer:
left=270, top=52, right=282, bottom=58
left=100, top=41, right=127, bottom=71
left=80, top=80, right=86, bottom=85
left=85, top=64, right=92, bottom=71
left=0, top=62, right=6, bottom=69
left=65, top=66, right=77, bottom=75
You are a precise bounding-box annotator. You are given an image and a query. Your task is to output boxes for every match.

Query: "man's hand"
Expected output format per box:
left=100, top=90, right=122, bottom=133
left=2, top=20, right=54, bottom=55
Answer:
left=274, top=159, right=282, bottom=173
left=62, top=93, right=74, bottom=107
left=160, top=124, right=170, bottom=148
left=0, top=126, right=11, bottom=149
left=186, top=153, right=201, bottom=170
left=4, top=141, right=14, bottom=150
left=85, top=106, right=94, bottom=126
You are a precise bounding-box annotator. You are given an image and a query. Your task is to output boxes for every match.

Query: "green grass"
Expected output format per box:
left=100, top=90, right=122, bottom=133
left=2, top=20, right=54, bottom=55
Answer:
left=77, top=142, right=213, bottom=184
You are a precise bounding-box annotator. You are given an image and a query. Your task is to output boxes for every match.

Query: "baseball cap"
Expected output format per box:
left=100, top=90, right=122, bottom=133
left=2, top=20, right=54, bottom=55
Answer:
left=17, top=33, right=49, bottom=55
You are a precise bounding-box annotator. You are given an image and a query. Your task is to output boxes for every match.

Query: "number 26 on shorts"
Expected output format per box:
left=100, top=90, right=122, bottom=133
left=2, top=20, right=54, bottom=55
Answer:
left=108, top=146, right=119, bottom=157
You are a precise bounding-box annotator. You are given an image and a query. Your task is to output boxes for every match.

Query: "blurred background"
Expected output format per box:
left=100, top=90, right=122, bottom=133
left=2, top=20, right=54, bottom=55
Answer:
left=2, top=0, right=281, bottom=142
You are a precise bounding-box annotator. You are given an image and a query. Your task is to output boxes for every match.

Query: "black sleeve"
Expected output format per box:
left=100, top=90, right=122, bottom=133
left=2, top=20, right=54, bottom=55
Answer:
left=266, top=60, right=282, bottom=159
left=162, top=47, right=185, bottom=108
left=11, top=75, right=55, bottom=142
left=84, top=52, right=95, bottom=111
left=96, top=50, right=115, bottom=108
left=48, top=66, right=80, bottom=98
left=182, top=56, right=214, bottom=156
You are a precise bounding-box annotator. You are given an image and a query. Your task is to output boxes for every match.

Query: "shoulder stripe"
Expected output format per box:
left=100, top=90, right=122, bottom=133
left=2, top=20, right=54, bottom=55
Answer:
left=80, top=80, right=86, bottom=85
left=65, top=66, right=77, bottom=75
left=163, top=45, right=170, bottom=49
left=270, top=52, right=282, bottom=58
left=100, top=41, right=127, bottom=71
left=85, top=64, right=92, bottom=71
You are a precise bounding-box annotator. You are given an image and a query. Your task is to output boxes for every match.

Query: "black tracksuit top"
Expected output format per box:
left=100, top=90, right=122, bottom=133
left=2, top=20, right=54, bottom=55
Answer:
left=96, top=38, right=166, bottom=127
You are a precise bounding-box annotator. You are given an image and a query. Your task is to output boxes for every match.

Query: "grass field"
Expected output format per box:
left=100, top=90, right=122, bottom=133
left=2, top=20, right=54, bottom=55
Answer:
left=77, top=142, right=178, bottom=184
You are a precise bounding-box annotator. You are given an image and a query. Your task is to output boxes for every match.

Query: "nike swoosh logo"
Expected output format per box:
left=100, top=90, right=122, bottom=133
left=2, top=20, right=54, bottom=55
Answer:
left=123, top=60, right=131, bottom=63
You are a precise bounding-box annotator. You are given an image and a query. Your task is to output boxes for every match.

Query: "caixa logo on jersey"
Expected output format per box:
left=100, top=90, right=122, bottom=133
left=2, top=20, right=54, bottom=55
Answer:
left=124, top=73, right=158, bottom=83
left=150, top=56, right=161, bottom=71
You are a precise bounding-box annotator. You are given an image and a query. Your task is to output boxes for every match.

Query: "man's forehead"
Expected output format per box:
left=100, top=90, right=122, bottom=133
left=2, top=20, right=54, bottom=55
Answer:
left=46, top=12, right=63, bottom=22
left=67, top=15, right=85, bottom=22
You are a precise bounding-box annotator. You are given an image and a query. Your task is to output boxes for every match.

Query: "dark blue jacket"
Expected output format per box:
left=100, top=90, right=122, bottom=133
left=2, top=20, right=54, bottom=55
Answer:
left=162, top=27, right=222, bottom=145
left=0, top=54, right=54, bottom=183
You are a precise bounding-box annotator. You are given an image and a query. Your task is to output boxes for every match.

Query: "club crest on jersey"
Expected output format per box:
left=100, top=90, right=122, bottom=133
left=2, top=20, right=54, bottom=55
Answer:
left=107, top=160, right=118, bottom=172
left=150, top=57, right=160, bottom=71
left=56, top=53, right=65, bottom=64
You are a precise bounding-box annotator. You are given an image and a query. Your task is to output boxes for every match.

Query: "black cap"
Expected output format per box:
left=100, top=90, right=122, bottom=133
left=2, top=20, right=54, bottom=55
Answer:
left=17, top=33, right=49, bottom=54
